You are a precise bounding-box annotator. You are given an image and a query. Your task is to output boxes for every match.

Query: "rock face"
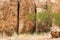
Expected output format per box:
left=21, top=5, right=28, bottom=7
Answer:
left=19, top=0, right=36, bottom=33
left=0, top=0, right=18, bottom=36
left=52, top=0, right=60, bottom=14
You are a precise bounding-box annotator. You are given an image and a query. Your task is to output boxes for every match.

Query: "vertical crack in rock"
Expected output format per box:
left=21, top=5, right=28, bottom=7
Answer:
left=19, top=0, right=36, bottom=34
left=16, top=0, right=19, bottom=34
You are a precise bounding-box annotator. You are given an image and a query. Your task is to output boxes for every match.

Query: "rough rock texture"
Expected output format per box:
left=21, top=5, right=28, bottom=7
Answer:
left=52, top=0, right=60, bottom=14
left=35, top=1, right=46, bottom=8
left=51, top=31, right=60, bottom=38
left=24, top=20, right=35, bottom=33
left=0, top=0, right=18, bottom=36
left=19, top=0, right=36, bottom=33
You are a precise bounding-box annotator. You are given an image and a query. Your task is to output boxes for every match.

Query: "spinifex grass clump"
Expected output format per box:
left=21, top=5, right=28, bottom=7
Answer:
left=37, top=11, right=52, bottom=22
left=36, top=4, right=52, bottom=32
left=36, top=10, right=52, bottom=32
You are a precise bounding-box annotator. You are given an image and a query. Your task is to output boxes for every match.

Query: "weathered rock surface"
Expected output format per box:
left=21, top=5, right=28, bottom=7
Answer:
left=19, top=0, right=36, bottom=33
left=24, top=20, right=35, bottom=33
left=52, top=0, right=60, bottom=14
left=0, top=0, right=18, bottom=36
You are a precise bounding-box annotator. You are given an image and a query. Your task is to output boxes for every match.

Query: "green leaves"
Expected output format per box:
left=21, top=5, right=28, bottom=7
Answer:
left=37, top=10, right=52, bottom=22
left=37, top=10, right=60, bottom=27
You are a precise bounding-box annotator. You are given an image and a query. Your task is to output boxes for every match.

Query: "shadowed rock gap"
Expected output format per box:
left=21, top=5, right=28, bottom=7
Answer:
left=15, top=0, right=19, bottom=35
left=16, top=1, right=20, bottom=34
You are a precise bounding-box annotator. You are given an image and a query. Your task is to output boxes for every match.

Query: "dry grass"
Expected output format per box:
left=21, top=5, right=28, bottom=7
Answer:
left=0, top=32, right=60, bottom=40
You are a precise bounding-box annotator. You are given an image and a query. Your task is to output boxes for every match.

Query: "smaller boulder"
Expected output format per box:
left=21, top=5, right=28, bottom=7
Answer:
left=51, top=31, right=60, bottom=38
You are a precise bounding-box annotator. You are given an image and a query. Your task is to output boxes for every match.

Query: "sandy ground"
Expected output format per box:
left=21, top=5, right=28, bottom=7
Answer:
left=0, top=32, right=60, bottom=40
left=0, top=27, right=60, bottom=40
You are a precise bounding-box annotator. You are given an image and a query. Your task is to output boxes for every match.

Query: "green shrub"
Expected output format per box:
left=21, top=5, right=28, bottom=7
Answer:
left=37, top=10, right=52, bottom=23
left=37, top=11, right=60, bottom=27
